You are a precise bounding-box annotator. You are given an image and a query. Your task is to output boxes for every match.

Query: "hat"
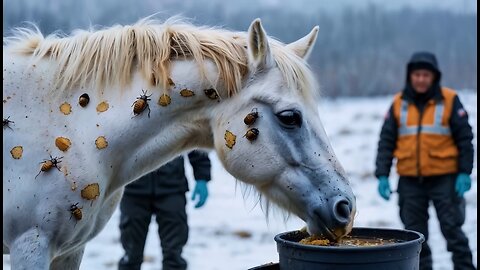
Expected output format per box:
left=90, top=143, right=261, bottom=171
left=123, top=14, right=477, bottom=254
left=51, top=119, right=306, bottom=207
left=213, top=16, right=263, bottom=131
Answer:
left=407, top=52, right=441, bottom=81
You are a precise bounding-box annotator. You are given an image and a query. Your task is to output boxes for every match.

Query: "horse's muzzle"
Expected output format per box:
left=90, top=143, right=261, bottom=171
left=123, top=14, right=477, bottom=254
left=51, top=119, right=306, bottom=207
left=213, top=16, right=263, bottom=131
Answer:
left=309, top=196, right=355, bottom=240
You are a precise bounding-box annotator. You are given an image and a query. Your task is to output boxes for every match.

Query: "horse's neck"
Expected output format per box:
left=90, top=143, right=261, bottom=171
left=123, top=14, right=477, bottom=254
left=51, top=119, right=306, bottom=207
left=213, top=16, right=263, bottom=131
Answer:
left=5, top=55, right=219, bottom=196
left=96, top=60, right=221, bottom=193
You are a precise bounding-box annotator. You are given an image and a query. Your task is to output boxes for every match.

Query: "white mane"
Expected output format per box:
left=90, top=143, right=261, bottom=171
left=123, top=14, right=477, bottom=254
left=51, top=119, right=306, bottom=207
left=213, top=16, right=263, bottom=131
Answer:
left=3, top=17, right=318, bottom=100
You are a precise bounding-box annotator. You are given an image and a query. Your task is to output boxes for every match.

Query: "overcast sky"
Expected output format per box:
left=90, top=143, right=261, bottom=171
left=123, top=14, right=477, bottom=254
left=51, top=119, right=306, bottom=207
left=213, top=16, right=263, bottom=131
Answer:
left=260, top=0, right=477, bottom=14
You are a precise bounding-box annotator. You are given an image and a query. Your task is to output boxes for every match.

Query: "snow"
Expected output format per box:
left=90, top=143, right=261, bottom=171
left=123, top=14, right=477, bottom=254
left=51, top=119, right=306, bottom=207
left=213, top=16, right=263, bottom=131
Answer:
left=3, top=91, right=477, bottom=269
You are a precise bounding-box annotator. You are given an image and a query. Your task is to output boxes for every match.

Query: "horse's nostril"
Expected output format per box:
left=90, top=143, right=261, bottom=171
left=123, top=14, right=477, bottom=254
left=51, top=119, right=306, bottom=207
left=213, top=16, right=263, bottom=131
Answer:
left=333, top=199, right=351, bottom=225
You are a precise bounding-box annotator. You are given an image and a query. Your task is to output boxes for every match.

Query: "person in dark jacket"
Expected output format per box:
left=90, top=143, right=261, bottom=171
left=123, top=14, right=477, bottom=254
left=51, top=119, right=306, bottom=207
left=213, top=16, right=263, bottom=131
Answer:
left=118, top=151, right=211, bottom=270
left=375, top=52, right=475, bottom=270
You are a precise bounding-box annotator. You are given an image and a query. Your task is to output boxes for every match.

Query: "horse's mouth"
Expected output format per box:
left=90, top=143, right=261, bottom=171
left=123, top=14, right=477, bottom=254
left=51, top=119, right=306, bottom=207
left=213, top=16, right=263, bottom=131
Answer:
left=307, top=216, right=337, bottom=241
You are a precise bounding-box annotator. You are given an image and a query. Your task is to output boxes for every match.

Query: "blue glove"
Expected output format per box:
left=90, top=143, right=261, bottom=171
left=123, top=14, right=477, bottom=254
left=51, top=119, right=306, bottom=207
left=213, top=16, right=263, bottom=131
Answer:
left=378, top=176, right=391, bottom=201
left=191, top=180, right=209, bottom=208
left=455, top=173, right=471, bottom=197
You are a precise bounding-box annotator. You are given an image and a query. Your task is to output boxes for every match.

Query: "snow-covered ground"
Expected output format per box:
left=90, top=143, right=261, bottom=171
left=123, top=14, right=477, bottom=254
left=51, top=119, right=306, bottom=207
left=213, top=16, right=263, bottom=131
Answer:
left=4, top=91, right=477, bottom=270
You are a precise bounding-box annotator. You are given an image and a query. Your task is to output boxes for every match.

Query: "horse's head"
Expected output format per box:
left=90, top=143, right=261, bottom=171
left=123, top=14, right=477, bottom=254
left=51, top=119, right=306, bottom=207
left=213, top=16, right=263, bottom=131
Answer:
left=212, top=19, right=356, bottom=239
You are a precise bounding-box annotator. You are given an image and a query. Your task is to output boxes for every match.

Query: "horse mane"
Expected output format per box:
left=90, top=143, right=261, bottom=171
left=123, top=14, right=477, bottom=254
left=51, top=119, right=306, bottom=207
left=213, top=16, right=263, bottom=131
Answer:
left=3, top=17, right=318, bottom=99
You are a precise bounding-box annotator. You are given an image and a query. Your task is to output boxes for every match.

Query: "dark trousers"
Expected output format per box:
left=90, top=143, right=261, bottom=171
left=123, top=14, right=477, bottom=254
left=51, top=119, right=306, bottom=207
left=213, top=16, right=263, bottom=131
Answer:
left=398, top=174, right=476, bottom=270
left=118, top=193, right=188, bottom=270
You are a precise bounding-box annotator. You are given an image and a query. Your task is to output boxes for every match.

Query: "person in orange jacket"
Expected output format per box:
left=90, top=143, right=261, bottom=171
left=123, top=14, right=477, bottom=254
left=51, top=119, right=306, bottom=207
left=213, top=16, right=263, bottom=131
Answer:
left=375, top=52, right=475, bottom=270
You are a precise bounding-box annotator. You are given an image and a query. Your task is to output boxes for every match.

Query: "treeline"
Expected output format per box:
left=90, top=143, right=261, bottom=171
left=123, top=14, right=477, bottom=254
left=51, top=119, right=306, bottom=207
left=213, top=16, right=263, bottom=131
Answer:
left=3, top=0, right=477, bottom=96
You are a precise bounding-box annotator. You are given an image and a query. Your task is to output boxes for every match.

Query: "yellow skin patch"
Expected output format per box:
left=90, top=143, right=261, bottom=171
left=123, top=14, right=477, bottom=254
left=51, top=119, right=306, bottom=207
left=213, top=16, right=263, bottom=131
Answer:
left=179, top=89, right=195, bottom=97
left=81, top=183, right=100, bottom=202
left=224, top=130, right=236, bottom=149
left=96, top=101, right=109, bottom=113
left=55, top=137, right=71, bottom=151
left=59, top=102, right=72, bottom=115
left=158, top=94, right=171, bottom=107
left=10, top=146, right=23, bottom=159
left=95, top=136, right=108, bottom=149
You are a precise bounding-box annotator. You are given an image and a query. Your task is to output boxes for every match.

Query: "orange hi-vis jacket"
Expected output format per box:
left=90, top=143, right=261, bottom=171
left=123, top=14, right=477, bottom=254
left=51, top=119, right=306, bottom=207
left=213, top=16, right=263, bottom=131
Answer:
left=392, top=88, right=458, bottom=176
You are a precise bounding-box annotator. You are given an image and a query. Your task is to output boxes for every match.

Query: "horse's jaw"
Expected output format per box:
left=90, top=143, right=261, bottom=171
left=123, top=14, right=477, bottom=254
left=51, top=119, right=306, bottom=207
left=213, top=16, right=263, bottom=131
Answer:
left=230, top=162, right=357, bottom=241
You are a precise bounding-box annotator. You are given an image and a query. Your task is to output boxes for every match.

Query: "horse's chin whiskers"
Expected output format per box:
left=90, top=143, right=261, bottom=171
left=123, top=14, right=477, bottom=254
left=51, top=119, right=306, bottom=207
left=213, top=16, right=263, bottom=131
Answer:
left=235, top=178, right=263, bottom=212
left=235, top=179, right=295, bottom=224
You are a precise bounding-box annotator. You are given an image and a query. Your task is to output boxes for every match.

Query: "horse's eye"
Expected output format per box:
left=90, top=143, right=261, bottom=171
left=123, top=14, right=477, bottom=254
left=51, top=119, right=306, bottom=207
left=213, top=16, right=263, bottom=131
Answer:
left=276, top=110, right=302, bottom=128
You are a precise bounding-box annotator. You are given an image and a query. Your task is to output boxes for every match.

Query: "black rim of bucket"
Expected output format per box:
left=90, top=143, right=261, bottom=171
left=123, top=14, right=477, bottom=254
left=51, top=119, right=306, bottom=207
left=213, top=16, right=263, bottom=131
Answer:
left=274, top=227, right=425, bottom=252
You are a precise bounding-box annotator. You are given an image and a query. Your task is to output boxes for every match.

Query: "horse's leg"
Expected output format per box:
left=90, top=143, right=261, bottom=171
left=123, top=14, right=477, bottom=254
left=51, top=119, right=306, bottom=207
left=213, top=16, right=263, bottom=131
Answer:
left=50, top=247, right=85, bottom=270
left=10, top=229, right=51, bottom=270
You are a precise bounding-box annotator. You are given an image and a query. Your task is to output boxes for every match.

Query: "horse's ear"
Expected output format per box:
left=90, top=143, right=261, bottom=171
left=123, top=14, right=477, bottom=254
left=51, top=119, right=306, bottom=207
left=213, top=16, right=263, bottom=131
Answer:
left=247, top=18, right=274, bottom=72
left=286, top=26, right=319, bottom=60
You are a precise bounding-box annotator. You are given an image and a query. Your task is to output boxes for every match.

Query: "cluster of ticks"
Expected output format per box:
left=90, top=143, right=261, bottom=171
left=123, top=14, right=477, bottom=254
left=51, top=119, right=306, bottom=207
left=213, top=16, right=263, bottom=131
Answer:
left=5, top=83, right=260, bottom=224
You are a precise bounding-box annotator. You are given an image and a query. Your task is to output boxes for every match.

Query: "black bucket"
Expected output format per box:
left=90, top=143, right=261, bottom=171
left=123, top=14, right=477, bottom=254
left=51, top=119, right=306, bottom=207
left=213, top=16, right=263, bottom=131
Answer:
left=248, top=262, right=279, bottom=270
left=249, top=227, right=424, bottom=270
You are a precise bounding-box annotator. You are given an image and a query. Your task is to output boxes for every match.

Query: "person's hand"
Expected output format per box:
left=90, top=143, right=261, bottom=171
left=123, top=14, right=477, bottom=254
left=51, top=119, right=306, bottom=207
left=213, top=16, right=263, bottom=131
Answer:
left=378, top=176, right=391, bottom=201
left=191, top=180, right=209, bottom=208
left=455, top=173, right=471, bottom=197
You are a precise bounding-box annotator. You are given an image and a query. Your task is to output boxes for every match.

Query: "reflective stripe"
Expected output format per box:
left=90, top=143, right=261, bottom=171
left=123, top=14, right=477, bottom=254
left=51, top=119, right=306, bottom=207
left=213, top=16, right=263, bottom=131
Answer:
left=421, top=126, right=451, bottom=135
left=400, top=100, right=409, bottom=127
left=399, top=100, right=414, bottom=136
left=400, top=125, right=451, bottom=136
left=399, top=126, right=418, bottom=136
left=398, top=100, right=451, bottom=136
left=434, top=102, right=444, bottom=126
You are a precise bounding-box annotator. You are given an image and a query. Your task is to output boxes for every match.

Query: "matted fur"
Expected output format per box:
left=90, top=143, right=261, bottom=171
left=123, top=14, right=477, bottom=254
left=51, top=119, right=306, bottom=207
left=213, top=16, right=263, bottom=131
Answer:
left=3, top=17, right=318, bottom=100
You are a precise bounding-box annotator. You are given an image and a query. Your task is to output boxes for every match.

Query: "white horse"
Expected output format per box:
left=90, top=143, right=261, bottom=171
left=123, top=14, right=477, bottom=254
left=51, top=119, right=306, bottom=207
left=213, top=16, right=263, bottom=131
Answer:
left=3, top=17, right=356, bottom=269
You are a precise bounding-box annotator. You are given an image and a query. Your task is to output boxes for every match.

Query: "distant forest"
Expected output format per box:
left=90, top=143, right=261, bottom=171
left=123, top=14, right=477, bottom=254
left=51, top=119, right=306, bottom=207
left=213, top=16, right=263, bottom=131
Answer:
left=3, top=0, right=477, bottom=96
